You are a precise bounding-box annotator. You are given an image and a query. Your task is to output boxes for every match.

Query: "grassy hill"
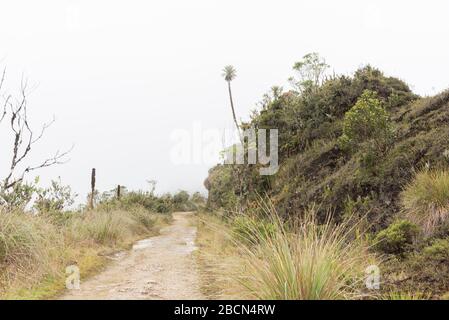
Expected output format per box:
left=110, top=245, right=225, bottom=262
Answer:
left=205, top=62, right=449, bottom=298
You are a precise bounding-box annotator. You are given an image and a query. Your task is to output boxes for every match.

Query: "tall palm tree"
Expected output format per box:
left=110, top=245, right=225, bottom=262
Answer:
left=222, top=65, right=242, bottom=142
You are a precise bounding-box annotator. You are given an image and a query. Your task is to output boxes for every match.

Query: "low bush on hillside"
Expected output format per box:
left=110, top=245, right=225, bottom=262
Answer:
left=339, top=90, right=394, bottom=153
left=423, top=238, right=449, bottom=262
left=374, top=220, right=419, bottom=255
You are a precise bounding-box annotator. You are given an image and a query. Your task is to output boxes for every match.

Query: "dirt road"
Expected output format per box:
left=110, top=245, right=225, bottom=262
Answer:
left=60, top=212, right=205, bottom=300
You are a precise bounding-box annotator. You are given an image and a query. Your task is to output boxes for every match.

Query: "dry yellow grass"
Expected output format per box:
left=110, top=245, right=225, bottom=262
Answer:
left=401, top=169, right=449, bottom=235
left=0, top=207, right=170, bottom=299
left=195, top=213, right=247, bottom=299
left=196, top=205, right=379, bottom=300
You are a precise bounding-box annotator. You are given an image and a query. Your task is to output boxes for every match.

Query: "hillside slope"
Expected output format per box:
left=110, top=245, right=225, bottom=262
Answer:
left=205, top=65, right=449, bottom=297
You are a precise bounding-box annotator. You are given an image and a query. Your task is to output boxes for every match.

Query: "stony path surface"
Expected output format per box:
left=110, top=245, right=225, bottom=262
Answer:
left=60, top=212, right=204, bottom=300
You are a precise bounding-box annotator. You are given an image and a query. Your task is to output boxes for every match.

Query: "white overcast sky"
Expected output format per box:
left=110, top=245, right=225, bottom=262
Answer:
left=1, top=0, right=448, bottom=201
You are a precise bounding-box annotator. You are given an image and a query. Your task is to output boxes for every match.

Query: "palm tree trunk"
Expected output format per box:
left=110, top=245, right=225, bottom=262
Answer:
left=228, top=81, right=242, bottom=143
left=227, top=81, right=245, bottom=212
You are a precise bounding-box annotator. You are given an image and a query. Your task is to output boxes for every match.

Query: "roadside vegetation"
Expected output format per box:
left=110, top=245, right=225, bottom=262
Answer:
left=0, top=205, right=170, bottom=299
left=203, top=54, right=449, bottom=299
left=196, top=202, right=378, bottom=300
left=0, top=182, right=205, bottom=299
left=0, top=67, right=206, bottom=299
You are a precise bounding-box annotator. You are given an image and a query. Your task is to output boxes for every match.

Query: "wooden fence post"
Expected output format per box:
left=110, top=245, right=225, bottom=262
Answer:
left=89, top=168, right=96, bottom=209
left=117, top=184, right=121, bottom=200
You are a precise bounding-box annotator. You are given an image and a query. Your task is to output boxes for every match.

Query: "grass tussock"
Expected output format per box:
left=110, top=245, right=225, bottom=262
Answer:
left=0, top=212, right=63, bottom=290
left=197, top=204, right=379, bottom=300
left=0, top=207, right=170, bottom=299
left=401, top=169, right=449, bottom=235
left=236, top=205, right=377, bottom=300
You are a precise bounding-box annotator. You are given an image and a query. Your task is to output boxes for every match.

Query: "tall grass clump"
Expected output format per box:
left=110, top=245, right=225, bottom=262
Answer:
left=232, top=215, right=277, bottom=246
left=235, top=203, right=378, bottom=300
left=68, top=208, right=157, bottom=246
left=0, top=211, right=63, bottom=290
left=401, top=169, right=449, bottom=235
left=0, top=200, right=169, bottom=298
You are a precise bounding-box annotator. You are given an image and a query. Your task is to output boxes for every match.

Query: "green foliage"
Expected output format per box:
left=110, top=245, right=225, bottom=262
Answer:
left=374, top=220, right=419, bottom=254
left=289, top=52, right=329, bottom=93
left=206, top=56, right=449, bottom=297
left=173, top=190, right=189, bottom=204
left=34, top=178, right=77, bottom=213
left=0, top=181, right=36, bottom=211
left=339, top=90, right=394, bottom=152
left=98, top=190, right=174, bottom=214
left=172, top=190, right=191, bottom=211
left=222, top=65, right=236, bottom=82
left=204, top=165, right=239, bottom=211
left=423, top=238, right=449, bottom=262
left=98, top=188, right=202, bottom=214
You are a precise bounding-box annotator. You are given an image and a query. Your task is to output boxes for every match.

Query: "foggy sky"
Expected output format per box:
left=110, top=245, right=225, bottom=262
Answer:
left=1, top=0, right=448, bottom=202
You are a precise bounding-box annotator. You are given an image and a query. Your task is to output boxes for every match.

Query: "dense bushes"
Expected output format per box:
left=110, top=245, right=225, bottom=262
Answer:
left=374, top=220, right=419, bottom=255
left=339, top=90, right=394, bottom=152
left=423, top=238, right=449, bottom=262
left=204, top=57, right=449, bottom=297
left=206, top=61, right=420, bottom=218
left=99, top=189, right=204, bottom=214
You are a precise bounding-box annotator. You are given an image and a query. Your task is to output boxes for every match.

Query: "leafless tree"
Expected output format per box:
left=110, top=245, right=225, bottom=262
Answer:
left=0, top=67, right=72, bottom=192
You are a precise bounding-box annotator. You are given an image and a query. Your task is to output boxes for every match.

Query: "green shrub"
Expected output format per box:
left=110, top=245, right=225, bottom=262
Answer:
left=401, top=170, right=449, bottom=235
left=339, top=90, right=393, bottom=152
left=374, top=220, right=419, bottom=254
left=423, top=238, right=449, bottom=262
left=98, top=190, right=174, bottom=214
left=34, top=178, right=77, bottom=213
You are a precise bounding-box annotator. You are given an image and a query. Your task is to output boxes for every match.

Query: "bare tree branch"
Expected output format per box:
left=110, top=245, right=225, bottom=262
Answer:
left=0, top=68, right=8, bottom=123
left=1, top=69, right=72, bottom=191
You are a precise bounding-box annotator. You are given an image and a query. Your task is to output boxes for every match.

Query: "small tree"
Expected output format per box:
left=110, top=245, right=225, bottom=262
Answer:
left=289, top=53, right=329, bottom=94
left=34, top=178, right=77, bottom=213
left=173, top=190, right=189, bottom=205
left=339, top=90, right=394, bottom=152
